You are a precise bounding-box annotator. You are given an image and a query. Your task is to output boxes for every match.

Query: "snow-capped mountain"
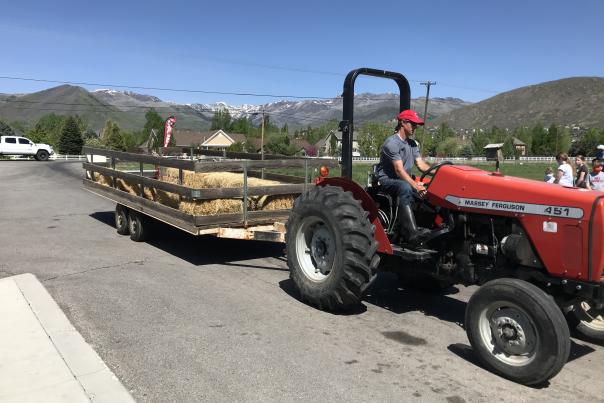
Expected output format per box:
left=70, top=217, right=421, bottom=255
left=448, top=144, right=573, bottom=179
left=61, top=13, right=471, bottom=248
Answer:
left=190, top=94, right=471, bottom=128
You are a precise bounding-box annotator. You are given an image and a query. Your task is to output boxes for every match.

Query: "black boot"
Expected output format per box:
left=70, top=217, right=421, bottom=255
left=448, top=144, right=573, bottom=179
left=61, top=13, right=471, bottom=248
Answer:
left=397, top=204, right=431, bottom=246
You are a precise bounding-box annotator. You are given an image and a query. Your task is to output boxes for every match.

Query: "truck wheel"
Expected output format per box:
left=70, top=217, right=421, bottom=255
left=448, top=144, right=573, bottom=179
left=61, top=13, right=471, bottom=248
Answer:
left=36, top=150, right=49, bottom=161
left=465, top=278, right=570, bottom=385
left=115, top=204, right=129, bottom=235
left=568, top=301, right=604, bottom=342
left=286, top=185, right=379, bottom=311
left=128, top=210, right=149, bottom=242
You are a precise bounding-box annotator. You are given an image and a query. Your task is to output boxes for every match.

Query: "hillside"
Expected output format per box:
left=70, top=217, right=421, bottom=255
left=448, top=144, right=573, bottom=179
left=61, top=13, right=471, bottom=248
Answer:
left=433, top=77, right=604, bottom=129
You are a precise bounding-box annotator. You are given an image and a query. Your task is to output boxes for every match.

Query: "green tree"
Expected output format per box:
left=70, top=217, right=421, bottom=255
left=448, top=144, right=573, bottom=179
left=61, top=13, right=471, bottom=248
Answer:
left=58, top=116, right=84, bottom=154
left=328, top=133, right=338, bottom=156
left=530, top=123, right=549, bottom=155
left=471, top=130, right=491, bottom=157
left=26, top=123, right=50, bottom=144
left=231, top=117, right=251, bottom=134
left=436, top=137, right=460, bottom=157
left=358, top=121, right=391, bottom=157
left=101, top=120, right=125, bottom=151
left=227, top=141, right=246, bottom=152
left=211, top=108, right=232, bottom=130
left=0, top=120, right=15, bottom=137
left=571, top=128, right=602, bottom=156
left=142, top=109, right=168, bottom=150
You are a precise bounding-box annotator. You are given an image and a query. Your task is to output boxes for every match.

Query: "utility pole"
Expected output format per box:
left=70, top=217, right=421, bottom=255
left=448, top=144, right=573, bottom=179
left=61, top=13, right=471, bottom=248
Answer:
left=261, top=108, right=265, bottom=161
left=420, top=81, right=436, bottom=152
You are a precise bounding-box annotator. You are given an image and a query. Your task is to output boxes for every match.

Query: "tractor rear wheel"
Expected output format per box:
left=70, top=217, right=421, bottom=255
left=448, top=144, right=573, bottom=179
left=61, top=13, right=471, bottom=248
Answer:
left=286, top=185, right=379, bottom=311
left=465, top=278, right=570, bottom=385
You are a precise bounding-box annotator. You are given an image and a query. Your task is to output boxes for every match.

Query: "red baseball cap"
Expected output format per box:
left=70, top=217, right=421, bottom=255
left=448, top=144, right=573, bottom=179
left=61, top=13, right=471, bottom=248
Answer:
left=397, top=109, right=424, bottom=125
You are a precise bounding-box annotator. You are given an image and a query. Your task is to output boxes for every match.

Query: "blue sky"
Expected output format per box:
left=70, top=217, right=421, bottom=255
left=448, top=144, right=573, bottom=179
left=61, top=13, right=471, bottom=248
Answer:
left=1, top=0, right=603, bottom=106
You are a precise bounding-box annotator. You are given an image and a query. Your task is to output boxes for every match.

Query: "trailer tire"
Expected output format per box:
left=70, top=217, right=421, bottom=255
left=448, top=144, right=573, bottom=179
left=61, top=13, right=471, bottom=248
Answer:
left=465, top=278, right=570, bottom=385
left=36, top=150, right=49, bottom=161
left=128, top=210, right=149, bottom=242
left=115, top=204, right=129, bottom=235
left=286, top=185, right=379, bottom=311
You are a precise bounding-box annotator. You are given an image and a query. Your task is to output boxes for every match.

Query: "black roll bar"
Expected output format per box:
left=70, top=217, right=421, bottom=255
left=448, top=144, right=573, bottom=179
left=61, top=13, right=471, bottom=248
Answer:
left=339, top=68, right=411, bottom=180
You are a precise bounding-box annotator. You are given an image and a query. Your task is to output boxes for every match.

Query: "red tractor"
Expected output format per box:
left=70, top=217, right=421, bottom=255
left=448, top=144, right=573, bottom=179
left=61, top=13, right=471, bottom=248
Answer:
left=286, top=68, right=604, bottom=385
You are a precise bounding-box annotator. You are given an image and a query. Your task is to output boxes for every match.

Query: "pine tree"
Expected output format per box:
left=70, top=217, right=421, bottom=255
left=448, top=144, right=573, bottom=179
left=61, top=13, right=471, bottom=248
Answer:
left=58, top=116, right=84, bottom=154
left=101, top=120, right=125, bottom=151
left=211, top=108, right=232, bottom=130
left=0, top=120, right=15, bottom=137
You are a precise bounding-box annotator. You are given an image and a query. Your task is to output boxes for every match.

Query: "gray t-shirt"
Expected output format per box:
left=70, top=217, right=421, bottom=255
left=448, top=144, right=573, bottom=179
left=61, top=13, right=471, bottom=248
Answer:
left=376, top=133, right=420, bottom=180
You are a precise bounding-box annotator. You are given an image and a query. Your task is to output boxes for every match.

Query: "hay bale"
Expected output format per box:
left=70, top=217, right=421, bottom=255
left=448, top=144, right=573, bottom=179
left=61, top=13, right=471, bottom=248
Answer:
left=179, top=199, right=244, bottom=215
left=95, top=173, right=113, bottom=187
left=154, top=174, right=180, bottom=208
left=116, top=178, right=155, bottom=200
left=155, top=168, right=297, bottom=216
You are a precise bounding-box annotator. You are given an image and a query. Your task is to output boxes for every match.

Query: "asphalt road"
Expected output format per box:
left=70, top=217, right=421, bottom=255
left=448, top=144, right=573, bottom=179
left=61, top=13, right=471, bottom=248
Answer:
left=1, top=160, right=603, bottom=402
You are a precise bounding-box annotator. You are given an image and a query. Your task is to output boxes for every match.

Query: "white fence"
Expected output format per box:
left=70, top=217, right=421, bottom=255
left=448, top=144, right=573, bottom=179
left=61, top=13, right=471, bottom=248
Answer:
left=350, top=156, right=556, bottom=164
left=51, top=154, right=87, bottom=161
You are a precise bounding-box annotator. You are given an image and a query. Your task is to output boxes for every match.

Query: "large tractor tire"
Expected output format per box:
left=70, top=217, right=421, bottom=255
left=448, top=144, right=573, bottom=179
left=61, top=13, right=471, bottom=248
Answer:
left=286, top=185, right=380, bottom=311
left=567, top=301, right=604, bottom=342
left=465, top=278, right=570, bottom=385
left=115, top=204, right=130, bottom=235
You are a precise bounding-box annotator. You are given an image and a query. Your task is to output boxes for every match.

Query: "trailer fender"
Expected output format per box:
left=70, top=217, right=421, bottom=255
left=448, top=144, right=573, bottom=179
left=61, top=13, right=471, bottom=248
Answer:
left=317, top=177, right=392, bottom=254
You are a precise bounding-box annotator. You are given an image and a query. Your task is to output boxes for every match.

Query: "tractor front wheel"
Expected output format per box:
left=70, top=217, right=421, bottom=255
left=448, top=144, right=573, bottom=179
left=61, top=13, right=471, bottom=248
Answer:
left=465, top=278, right=570, bottom=385
left=286, top=185, right=379, bottom=311
left=568, top=301, right=604, bottom=342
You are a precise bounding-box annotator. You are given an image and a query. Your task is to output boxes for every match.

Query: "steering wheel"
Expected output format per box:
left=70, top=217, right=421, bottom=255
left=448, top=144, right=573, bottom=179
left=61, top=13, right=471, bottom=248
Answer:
left=420, top=161, right=454, bottom=186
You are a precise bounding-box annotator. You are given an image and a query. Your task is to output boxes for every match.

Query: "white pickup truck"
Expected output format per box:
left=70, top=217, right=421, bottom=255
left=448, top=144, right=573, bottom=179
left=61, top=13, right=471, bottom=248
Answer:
left=0, top=136, right=54, bottom=161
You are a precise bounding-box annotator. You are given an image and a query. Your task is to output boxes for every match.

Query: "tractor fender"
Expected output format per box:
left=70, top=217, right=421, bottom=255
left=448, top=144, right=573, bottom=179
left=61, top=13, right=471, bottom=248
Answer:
left=316, top=177, right=392, bottom=254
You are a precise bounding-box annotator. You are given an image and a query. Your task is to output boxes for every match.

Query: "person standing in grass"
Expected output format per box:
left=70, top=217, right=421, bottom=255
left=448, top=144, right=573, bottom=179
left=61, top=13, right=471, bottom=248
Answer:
left=554, top=153, right=574, bottom=187
left=587, top=159, right=604, bottom=191
left=575, top=155, right=588, bottom=188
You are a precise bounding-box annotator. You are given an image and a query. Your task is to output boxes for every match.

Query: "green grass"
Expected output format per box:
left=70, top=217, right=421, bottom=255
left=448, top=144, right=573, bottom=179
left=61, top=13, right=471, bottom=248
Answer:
left=270, top=161, right=556, bottom=185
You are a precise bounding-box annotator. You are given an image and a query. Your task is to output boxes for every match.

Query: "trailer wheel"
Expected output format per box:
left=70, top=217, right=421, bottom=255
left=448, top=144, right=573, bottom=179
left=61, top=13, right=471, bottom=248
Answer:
left=568, top=301, right=604, bottom=342
left=465, top=278, right=570, bottom=385
left=36, top=150, right=49, bottom=161
left=128, top=210, right=149, bottom=242
left=115, top=204, right=129, bottom=235
left=286, top=185, right=379, bottom=311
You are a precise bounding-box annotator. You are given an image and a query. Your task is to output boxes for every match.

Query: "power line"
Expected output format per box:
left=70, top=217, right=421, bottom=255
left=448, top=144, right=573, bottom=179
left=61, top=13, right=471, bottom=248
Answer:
left=0, top=75, right=334, bottom=100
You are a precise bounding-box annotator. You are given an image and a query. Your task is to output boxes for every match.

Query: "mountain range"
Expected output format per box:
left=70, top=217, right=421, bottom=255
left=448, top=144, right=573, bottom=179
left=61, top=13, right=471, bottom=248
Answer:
left=0, top=85, right=468, bottom=132
left=1, top=76, right=603, bottom=133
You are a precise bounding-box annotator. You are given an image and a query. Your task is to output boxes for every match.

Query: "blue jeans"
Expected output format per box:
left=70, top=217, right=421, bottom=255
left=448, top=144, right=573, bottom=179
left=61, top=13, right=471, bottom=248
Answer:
left=379, top=178, right=414, bottom=208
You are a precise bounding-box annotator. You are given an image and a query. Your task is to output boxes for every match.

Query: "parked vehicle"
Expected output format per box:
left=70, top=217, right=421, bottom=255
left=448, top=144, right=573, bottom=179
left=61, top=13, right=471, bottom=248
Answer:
left=84, top=68, right=604, bottom=386
left=0, top=136, right=54, bottom=160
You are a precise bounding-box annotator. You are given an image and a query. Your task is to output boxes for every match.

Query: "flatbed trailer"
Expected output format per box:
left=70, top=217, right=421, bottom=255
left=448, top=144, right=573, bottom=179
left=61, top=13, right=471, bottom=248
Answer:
left=82, top=146, right=338, bottom=242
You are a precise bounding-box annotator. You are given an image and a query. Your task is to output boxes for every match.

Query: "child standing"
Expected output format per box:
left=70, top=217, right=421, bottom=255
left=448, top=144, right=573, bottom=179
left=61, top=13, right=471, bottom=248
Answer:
left=587, top=159, right=604, bottom=191
left=544, top=167, right=555, bottom=183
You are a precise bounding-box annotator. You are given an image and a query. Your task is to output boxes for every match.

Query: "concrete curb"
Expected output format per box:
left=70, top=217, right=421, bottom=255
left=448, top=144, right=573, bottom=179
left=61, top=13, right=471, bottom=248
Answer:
left=0, top=273, right=135, bottom=403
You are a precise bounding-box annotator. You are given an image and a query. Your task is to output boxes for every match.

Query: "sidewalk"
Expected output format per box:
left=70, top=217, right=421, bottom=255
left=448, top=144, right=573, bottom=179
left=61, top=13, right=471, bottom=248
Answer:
left=0, top=274, right=135, bottom=403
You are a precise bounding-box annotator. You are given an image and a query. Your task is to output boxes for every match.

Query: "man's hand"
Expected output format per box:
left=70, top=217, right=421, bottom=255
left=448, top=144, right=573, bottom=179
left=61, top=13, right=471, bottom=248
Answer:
left=414, top=181, right=427, bottom=198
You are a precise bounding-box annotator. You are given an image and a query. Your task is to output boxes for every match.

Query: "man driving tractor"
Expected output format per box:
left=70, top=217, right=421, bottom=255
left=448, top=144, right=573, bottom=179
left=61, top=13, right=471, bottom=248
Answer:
left=375, top=109, right=431, bottom=245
